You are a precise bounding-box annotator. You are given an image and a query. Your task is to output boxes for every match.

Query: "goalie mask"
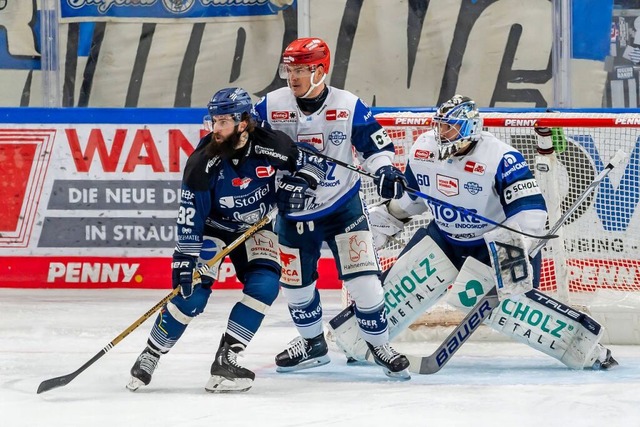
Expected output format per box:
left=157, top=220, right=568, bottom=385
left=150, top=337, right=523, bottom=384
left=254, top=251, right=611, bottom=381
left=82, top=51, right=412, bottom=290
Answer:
left=279, top=37, right=331, bottom=98
left=207, top=87, right=253, bottom=124
left=432, top=95, right=483, bottom=160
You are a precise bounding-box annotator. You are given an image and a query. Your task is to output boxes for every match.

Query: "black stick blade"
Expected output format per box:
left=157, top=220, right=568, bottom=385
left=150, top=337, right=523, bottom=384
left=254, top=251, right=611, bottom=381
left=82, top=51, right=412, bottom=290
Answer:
left=37, top=373, right=77, bottom=394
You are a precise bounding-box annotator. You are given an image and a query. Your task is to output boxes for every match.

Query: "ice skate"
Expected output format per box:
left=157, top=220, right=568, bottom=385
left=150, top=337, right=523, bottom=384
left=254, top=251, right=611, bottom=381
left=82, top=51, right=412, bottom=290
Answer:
left=127, top=346, right=161, bottom=391
left=592, top=346, right=619, bottom=370
left=366, top=342, right=410, bottom=380
left=205, top=336, right=255, bottom=393
left=275, top=334, right=330, bottom=372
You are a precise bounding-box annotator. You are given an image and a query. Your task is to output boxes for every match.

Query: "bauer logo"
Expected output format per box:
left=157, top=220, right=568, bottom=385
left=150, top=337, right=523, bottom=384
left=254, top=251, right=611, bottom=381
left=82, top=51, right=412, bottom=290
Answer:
left=0, top=129, right=56, bottom=248
left=47, top=262, right=141, bottom=284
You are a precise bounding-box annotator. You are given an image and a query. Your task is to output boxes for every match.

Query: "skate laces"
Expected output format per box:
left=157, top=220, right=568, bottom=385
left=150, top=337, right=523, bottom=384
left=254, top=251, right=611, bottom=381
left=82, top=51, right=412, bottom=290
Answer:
left=286, top=337, right=309, bottom=359
left=372, top=343, right=400, bottom=363
left=139, top=350, right=159, bottom=374
left=225, top=346, right=244, bottom=368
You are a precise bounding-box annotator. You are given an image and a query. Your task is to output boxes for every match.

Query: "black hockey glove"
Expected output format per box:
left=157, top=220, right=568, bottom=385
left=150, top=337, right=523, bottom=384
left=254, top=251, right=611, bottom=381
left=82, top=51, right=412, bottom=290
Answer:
left=172, top=252, right=197, bottom=298
left=374, top=165, right=407, bottom=199
left=295, top=143, right=328, bottom=189
left=276, top=175, right=309, bottom=215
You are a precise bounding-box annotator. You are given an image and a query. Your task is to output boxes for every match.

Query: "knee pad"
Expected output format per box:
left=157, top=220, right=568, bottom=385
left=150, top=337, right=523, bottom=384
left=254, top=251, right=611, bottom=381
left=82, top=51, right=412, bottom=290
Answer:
left=281, top=282, right=317, bottom=306
left=243, top=269, right=281, bottom=307
left=343, top=275, right=384, bottom=312
left=171, top=285, right=211, bottom=318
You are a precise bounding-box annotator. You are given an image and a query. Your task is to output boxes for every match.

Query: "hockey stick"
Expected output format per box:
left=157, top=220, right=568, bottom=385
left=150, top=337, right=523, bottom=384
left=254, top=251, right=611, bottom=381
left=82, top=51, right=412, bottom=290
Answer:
left=36, top=209, right=278, bottom=394
left=298, top=146, right=557, bottom=240
left=406, top=150, right=627, bottom=374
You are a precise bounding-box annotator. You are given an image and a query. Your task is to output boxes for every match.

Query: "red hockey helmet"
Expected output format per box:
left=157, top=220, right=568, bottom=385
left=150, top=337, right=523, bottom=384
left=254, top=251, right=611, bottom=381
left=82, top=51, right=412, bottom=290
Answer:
left=281, top=37, right=331, bottom=72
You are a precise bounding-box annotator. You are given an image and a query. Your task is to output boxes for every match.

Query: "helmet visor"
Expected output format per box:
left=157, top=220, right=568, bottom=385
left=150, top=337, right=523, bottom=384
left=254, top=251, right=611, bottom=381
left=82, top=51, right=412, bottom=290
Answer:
left=278, top=64, right=316, bottom=79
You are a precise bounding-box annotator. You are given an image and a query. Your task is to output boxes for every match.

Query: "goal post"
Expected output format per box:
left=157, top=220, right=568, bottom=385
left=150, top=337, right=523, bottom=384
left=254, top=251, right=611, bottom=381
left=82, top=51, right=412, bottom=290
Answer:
left=357, top=110, right=640, bottom=345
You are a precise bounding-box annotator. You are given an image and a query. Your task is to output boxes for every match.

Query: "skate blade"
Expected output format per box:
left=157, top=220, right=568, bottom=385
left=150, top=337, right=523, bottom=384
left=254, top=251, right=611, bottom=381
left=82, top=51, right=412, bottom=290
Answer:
left=126, top=377, right=146, bottom=391
left=275, top=355, right=331, bottom=373
left=205, top=375, right=253, bottom=393
left=382, top=368, right=411, bottom=380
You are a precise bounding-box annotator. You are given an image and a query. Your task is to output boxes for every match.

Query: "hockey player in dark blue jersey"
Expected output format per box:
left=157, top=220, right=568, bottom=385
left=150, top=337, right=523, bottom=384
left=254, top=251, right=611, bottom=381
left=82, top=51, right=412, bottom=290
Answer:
left=127, top=87, right=326, bottom=393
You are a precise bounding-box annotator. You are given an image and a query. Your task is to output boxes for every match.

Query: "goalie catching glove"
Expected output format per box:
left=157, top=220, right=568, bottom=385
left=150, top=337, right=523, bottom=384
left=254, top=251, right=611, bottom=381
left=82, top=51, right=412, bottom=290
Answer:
left=373, top=165, right=407, bottom=199
left=368, top=202, right=407, bottom=248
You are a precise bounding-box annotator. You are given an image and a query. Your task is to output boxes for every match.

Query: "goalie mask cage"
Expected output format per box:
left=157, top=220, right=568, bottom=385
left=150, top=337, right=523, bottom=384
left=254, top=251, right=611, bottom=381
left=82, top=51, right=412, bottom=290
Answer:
left=357, top=110, right=640, bottom=345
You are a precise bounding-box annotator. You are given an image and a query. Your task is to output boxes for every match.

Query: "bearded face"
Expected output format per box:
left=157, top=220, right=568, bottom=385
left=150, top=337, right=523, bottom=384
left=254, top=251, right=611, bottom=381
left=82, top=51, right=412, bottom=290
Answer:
left=207, top=128, right=243, bottom=160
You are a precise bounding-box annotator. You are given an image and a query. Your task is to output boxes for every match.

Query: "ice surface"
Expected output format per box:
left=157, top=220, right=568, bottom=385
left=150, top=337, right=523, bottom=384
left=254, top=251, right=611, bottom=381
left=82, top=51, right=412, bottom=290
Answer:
left=1, top=288, right=638, bottom=427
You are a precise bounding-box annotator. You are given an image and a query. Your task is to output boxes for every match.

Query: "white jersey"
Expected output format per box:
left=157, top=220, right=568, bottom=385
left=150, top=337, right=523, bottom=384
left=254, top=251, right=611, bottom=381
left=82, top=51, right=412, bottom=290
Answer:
left=403, top=130, right=547, bottom=243
left=254, top=86, right=394, bottom=220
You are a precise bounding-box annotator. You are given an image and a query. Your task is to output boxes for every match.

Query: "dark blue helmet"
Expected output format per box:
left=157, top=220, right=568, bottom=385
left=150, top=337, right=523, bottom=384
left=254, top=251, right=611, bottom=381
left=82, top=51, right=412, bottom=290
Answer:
left=207, top=87, right=252, bottom=123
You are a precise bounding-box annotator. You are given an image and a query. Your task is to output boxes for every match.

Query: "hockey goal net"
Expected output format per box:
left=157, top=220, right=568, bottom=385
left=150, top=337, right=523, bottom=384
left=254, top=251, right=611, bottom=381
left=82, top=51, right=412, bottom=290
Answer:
left=359, top=111, right=640, bottom=344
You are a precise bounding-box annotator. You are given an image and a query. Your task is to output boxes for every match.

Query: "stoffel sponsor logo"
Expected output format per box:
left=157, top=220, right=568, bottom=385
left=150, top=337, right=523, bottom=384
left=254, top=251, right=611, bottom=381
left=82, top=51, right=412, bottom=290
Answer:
left=504, top=119, right=537, bottom=127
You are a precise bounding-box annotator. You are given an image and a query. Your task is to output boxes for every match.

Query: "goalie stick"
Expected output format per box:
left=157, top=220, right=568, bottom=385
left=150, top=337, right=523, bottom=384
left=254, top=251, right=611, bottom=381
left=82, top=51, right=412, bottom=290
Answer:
left=36, top=208, right=278, bottom=394
left=406, top=149, right=627, bottom=374
left=298, top=146, right=557, bottom=240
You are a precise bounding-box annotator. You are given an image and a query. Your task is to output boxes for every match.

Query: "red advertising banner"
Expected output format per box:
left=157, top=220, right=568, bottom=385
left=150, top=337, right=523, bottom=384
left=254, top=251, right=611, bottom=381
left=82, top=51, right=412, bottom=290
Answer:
left=0, top=112, right=342, bottom=290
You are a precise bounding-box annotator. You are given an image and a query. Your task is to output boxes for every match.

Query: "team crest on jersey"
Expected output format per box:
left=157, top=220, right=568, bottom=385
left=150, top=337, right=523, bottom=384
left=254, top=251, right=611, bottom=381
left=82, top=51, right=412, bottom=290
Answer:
left=464, top=181, right=482, bottom=195
left=162, top=0, right=195, bottom=13
left=232, top=177, right=252, bottom=189
left=464, top=160, right=486, bottom=175
left=256, top=166, right=275, bottom=178
left=328, top=131, right=347, bottom=145
left=298, top=133, right=324, bottom=150
left=414, top=149, right=434, bottom=161
left=325, top=109, right=350, bottom=121
left=271, top=110, right=297, bottom=123
left=436, top=174, right=459, bottom=196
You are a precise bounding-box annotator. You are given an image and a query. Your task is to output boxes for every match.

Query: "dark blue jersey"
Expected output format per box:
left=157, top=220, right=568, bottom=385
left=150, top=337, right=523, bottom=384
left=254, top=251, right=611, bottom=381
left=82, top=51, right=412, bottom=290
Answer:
left=176, top=126, right=301, bottom=256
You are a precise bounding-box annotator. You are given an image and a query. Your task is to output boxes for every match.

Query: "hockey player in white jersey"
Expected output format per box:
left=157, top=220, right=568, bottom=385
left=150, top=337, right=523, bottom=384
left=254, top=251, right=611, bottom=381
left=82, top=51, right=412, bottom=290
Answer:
left=253, top=37, right=411, bottom=378
left=364, top=94, right=618, bottom=371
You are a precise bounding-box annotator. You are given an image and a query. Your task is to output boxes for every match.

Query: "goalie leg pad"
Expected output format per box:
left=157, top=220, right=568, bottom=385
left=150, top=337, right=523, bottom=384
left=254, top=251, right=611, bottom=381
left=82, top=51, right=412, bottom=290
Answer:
left=448, top=259, right=607, bottom=369
left=329, top=236, right=457, bottom=361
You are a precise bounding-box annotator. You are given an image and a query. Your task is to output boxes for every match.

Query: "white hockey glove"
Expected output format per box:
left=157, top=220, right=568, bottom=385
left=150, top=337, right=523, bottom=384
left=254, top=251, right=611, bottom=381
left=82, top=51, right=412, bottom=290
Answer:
left=369, top=202, right=406, bottom=248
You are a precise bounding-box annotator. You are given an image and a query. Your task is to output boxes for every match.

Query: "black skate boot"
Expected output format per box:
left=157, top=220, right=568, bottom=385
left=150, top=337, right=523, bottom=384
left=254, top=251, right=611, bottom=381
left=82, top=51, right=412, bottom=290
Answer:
left=366, top=342, right=411, bottom=380
left=205, top=335, right=255, bottom=393
left=275, top=334, right=330, bottom=372
left=592, top=347, right=619, bottom=370
left=127, top=346, right=161, bottom=391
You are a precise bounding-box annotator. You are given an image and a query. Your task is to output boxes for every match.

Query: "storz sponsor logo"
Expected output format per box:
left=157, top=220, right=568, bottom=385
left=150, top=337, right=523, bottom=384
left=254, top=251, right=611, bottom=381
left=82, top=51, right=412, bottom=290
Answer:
left=328, top=131, right=347, bottom=145
left=414, top=149, right=433, bottom=160
left=436, top=174, right=458, bottom=196
left=464, top=181, right=482, bottom=195
left=325, top=109, right=350, bottom=121
left=271, top=110, right=297, bottom=122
